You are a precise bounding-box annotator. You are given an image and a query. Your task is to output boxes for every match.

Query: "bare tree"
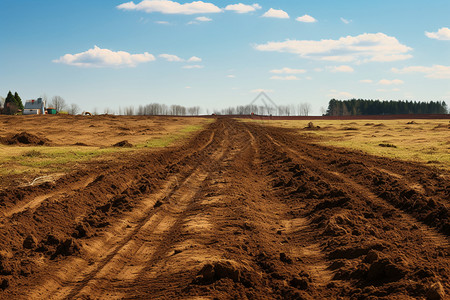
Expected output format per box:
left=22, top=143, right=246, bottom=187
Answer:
left=299, top=103, right=312, bottom=116
left=320, top=106, right=327, bottom=116
left=50, top=96, right=67, bottom=112
left=0, top=96, right=4, bottom=109
left=68, top=103, right=80, bottom=115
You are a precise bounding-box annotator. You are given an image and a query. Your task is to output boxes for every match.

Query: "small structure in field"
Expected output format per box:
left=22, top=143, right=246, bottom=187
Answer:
left=23, top=98, right=46, bottom=115
left=46, top=107, right=57, bottom=114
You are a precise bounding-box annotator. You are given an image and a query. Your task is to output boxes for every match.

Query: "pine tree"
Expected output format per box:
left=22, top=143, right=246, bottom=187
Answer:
left=14, top=92, right=24, bottom=110
left=4, top=91, right=18, bottom=114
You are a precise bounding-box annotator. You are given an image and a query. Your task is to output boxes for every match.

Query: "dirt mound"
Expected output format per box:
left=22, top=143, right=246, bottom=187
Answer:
left=303, top=122, right=320, bottom=130
left=112, top=140, right=133, bottom=147
left=0, top=132, right=50, bottom=145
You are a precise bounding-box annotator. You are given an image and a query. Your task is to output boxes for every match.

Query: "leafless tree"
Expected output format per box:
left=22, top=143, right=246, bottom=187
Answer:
left=0, top=96, right=4, bottom=109
left=320, top=106, right=327, bottom=116
left=299, top=103, right=312, bottom=116
left=68, top=103, right=80, bottom=115
left=50, top=96, right=67, bottom=112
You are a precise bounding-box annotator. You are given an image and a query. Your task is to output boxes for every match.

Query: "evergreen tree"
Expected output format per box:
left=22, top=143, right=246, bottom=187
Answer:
left=4, top=91, right=18, bottom=114
left=14, top=92, right=24, bottom=110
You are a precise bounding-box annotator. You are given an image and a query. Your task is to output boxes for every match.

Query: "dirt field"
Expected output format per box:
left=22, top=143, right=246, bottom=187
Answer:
left=0, top=117, right=449, bottom=299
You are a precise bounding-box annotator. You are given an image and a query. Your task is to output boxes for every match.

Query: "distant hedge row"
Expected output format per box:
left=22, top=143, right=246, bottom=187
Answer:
left=326, top=99, right=448, bottom=116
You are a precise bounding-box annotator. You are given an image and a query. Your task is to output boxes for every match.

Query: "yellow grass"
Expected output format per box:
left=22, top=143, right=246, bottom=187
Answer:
left=248, top=119, right=450, bottom=170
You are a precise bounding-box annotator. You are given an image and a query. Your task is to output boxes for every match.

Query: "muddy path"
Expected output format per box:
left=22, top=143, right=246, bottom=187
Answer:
left=0, top=118, right=448, bottom=299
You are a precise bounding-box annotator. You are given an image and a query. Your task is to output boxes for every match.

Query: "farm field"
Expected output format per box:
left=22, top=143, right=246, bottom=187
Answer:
left=0, top=116, right=449, bottom=299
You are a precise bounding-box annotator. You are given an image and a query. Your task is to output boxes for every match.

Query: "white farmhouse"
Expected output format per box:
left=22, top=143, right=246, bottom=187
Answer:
left=23, top=98, right=46, bottom=115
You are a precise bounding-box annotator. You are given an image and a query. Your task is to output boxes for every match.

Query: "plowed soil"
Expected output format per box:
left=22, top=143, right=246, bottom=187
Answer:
left=0, top=118, right=448, bottom=299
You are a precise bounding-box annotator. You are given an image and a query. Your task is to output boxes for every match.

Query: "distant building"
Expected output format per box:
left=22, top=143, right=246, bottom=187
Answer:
left=23, top=98, right=46, bottom=115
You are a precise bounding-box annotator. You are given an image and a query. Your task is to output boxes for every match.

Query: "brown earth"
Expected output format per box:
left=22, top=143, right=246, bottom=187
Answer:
left=0, top=118, right=448, bottom=299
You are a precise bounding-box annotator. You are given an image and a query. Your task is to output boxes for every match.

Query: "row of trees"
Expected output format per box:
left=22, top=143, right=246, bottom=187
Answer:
left=212, top=103, right=312, bottom=116
left=326, top=99, right=448, bottom=116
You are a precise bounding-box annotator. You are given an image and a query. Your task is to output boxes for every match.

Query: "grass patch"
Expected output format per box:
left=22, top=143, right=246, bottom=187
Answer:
left=243, top=119, right=450, bottom=170
left=141, top=124, right=207, bottom=148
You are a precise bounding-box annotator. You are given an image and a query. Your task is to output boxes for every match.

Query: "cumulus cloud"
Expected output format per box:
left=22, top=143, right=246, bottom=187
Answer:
left=378, top=79, right=404, bottom=85
left=392, top=65, right=450, bottom=79
left=155, top=20, right=171, bottom=24
left=117, top=0, right=222, bottom=15
left=270, top=75, right=299, bottom=80
left=270, top=67, right=306, bottom=74
left=262, top=8, right=289, bottom=19
left=340, top=17, right=351, bottom=24
left=425, top=27, right=450, bottom=40
left=296, top=14, right=317, bottom=23
left=225, top=3, right=261, bottom=13
left=330, top=65, right=354, bottom=73
left=327, top=89, right=354, bottom=98
left=53, top=46, right=155, bottom=68
left=254, top=33, right=412, bottom=63
left=187, top=56, right=202, bottom=62
left=359, top=79, right=373, bottom=83
left=195, top=16, right=212, bottom=21
left=182, top=64, right=204, bottom=69
left=159, top=53, right=184, bottom=61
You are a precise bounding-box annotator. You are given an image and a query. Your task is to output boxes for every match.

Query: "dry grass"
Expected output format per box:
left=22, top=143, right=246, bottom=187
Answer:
left=248, top=119, right=450, bottom=170
left=0, top=116, right=213, bottom=183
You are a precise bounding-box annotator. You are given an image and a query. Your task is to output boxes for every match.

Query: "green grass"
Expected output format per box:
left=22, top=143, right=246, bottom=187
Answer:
left=141, top=124, right=207, bottom=148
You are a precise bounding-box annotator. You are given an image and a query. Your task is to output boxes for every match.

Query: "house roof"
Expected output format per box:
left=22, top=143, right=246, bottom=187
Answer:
left=24, top=99, right=45, bottom=110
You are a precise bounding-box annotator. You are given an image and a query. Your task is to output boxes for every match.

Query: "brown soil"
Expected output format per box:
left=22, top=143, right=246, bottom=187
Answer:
left=0, top=118, right=448, bottom=299
left=0, top=132, right=51, bottom=146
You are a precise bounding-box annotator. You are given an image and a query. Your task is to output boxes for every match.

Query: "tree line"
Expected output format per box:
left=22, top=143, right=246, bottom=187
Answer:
left=326, top=99, right=448, bottom=116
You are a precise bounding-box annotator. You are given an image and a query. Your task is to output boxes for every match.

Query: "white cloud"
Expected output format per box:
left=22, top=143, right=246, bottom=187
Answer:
left=359, top=79, right=373, bottom=83
left=225, top=3, right=261, bottom=13
left=392, top=65, right=450, bottom=79
left=330, top=65, right=354, bottom=73
left=377, top=88, right=401, bottom=92
left=327, top=89, right=354, bottom=99
left=378, top=79, right=404, bottom=85
left=227, top=74, right=236, bottom=78
left=117, top=0, right=222, bottom=15
left=262, top=8, right=289, bottom=19
left=185, top=86, right=192, bottom=89
left=155, top=20, right=171, bottom=24
left=251, top=89, right=274, bottom=93
left=195, top=16, right=212, bottom=21
left=340, top=17, right=351, bottom=24
left=270, top=67, right=306, bottom=74
left=182, top=64, right=204, bottom=69
left=159, top=53, right=183, bottom=62
left=296, top=14, right=317, bottom=23
left=425, top=27, right=450, bottom=41
left=53, top=45, right=155, bottom=68
left=254, top=33, right=412, bottom=63
left=270, top=75, right=299, bottom=80
left=187, top=56, right=202, bottom=62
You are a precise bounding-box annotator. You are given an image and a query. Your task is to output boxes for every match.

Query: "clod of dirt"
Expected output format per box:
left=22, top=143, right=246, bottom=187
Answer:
left=426, top=282, right=445, bottom=300
left=1, top=278, right=8, bottom=290
left=73, top=142, right=88, bottom=146
left=379, top=143, right=397, bottom=148
left=51, top=238, right=80, bottom=259
left=1, top=132, right=50, bottom=146
left=289, top=277, right=308, bottom=290
left=195, top=260, right=256, bottom=287
left=367, top=258, right=405, bottom=282
left=23, top=235, right=37, bottom=249
left=304, top=122, right=320, bottom=130
left=112, top=140, right=133, bottom=148
left=407, top=121, right=417, bottom=125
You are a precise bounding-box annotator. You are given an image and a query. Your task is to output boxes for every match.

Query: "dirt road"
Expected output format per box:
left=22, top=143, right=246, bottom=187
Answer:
left=0, top=118, right=448, bottom=299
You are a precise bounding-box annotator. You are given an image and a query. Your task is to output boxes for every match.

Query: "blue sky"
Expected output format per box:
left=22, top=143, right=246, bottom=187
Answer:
left=1, top=0, right=449, bottom=115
